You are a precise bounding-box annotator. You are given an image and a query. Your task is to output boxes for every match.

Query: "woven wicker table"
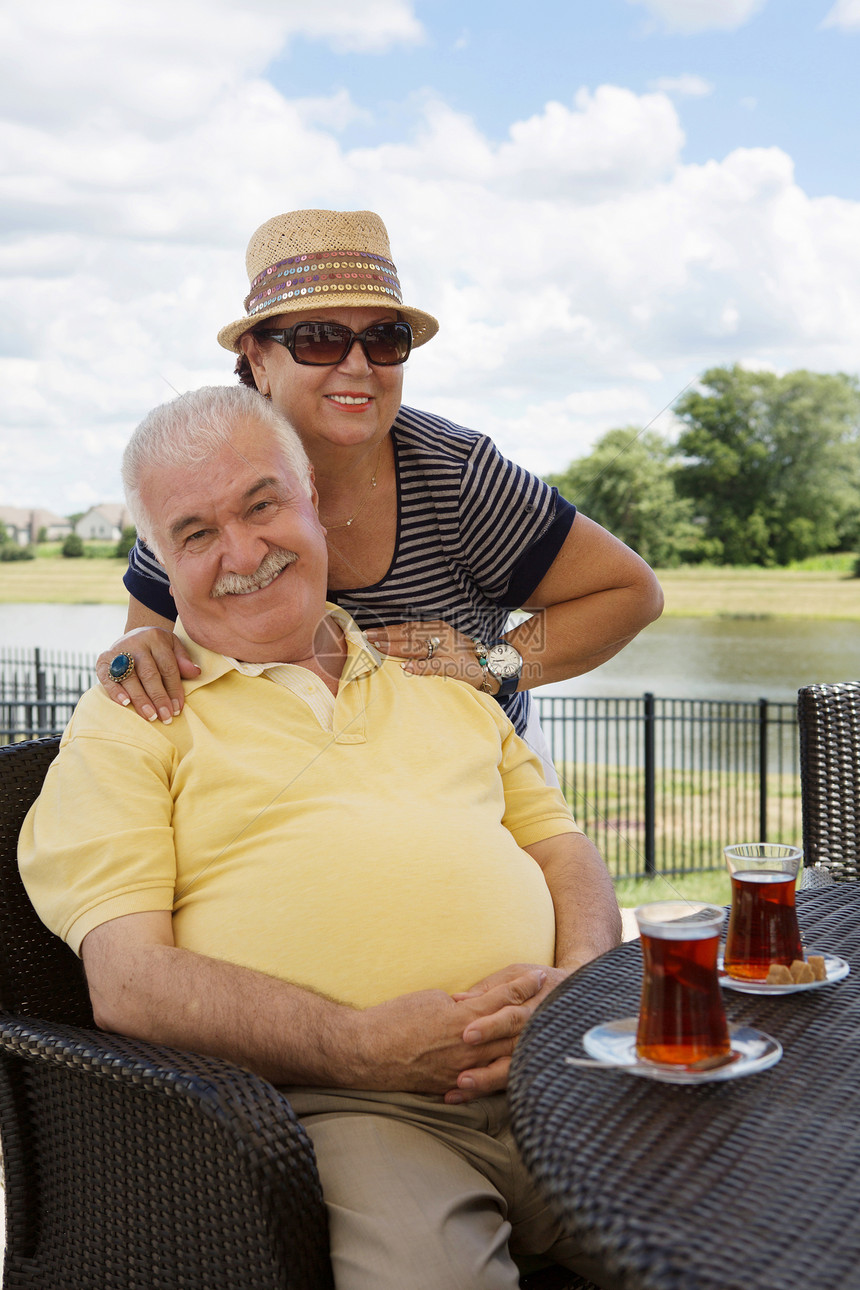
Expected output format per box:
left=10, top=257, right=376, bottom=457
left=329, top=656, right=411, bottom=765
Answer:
left=508, top=886, right=860, bottom=1290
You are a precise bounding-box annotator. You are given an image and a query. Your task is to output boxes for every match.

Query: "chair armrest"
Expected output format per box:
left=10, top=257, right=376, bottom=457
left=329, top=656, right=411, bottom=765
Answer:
left=799, top=865, right=836, bottom=890
left=0, top=1013, right=333, bottom=1290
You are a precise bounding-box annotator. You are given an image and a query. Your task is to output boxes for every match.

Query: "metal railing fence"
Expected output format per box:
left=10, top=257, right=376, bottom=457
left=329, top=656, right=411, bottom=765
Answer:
left=1, top=648, right=801, bottom=880
left=538, top=694, right=800, bottom=880
left=0, top=647, right=95, bottom=745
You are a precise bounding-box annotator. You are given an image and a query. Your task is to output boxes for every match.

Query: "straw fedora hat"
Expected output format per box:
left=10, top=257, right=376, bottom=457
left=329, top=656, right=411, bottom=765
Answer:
left=217, top=209, right=439, bottom=353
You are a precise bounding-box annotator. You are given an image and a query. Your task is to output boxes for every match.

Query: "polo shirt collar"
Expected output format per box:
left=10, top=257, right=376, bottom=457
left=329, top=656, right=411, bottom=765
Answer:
left=175, top=602, right=383, bottom=695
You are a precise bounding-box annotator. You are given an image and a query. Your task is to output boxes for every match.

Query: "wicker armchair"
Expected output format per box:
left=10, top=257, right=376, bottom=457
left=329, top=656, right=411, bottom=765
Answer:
left=0, top=736, right=333, bottom=1290
left=797, top=681, right=860, bottom=883
left=0, top=736, right=592, bottom=1290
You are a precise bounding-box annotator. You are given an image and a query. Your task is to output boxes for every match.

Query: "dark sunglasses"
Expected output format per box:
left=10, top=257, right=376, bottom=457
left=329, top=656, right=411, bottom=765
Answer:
left=254, top=319, right=413, bottom=366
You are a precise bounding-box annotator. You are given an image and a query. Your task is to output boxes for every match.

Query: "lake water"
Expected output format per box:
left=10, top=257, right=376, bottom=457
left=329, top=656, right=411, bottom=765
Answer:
left=0, top=604, right=856, bottom=702
left=0, top=604, right=127, bottom=665
left=540, top=616, right=859, bottom=703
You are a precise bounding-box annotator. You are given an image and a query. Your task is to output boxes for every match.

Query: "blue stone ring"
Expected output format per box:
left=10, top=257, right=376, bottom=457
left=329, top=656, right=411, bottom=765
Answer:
left=108, top=652, right=135, bottom=684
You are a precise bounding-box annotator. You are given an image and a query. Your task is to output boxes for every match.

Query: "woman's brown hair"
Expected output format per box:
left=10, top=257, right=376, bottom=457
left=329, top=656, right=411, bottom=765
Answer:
left=235, top=352, right=258, bottom=390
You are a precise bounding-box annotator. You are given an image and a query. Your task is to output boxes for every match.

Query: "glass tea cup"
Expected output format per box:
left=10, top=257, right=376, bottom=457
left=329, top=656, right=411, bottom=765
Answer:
left=723, top=843, right=803, bottom=981
left=634, top=901, right=731, bottom=1066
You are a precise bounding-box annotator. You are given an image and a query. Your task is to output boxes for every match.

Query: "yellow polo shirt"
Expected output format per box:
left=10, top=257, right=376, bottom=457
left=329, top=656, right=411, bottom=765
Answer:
left=19, top=608, right=579, bottom=1008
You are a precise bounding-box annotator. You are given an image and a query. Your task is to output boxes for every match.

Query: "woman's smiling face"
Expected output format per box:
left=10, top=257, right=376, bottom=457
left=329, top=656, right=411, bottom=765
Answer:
left=240, top=306, right=405, bottom=456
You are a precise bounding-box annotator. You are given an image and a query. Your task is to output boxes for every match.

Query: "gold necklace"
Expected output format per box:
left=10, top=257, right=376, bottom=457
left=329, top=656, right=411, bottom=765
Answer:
left=320, top=441, right=384, bottom=530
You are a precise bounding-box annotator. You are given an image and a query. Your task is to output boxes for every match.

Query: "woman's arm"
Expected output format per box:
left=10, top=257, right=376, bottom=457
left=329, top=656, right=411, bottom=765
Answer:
left=95, top=595, right=200, bottom=721
left=125, top=595, right=175, bottom=634
left=507, top=512, right=664, bottom=689
left=368, top=514, right=663, bottom=692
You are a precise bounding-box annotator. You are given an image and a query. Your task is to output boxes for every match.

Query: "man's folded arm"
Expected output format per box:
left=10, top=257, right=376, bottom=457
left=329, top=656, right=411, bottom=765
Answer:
left=81, top=911, right=547, bottom=1093
left=526, top=831, right=622, bottom=973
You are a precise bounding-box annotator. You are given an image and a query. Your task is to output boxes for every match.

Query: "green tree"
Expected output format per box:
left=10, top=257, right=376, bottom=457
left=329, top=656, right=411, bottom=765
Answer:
left=115, top=525, right=137, bottom=559
left=674, top=366, right=860, bottom=566
left=546, top=427, right=704, bottom=567
left=62, top=533, right=85, bottom=558
left=0, top=519, right=36, bottom=560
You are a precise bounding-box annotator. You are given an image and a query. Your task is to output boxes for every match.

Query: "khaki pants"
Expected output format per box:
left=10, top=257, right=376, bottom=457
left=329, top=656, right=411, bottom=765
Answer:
left=285, top=1087, right=607, bottom=1290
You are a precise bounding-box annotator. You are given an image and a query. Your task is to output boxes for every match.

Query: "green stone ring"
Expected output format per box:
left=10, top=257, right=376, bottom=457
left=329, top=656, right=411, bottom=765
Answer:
left=108, top=652, right=135, bottom=683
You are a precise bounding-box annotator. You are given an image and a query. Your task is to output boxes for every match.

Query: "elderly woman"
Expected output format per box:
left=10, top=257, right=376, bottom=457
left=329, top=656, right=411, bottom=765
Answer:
left=99, top=208, right=662, bottom=772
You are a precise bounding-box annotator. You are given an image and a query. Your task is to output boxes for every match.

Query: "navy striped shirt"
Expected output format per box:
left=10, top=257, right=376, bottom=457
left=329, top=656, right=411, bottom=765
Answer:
left=124, top=405, right=576, bottom=735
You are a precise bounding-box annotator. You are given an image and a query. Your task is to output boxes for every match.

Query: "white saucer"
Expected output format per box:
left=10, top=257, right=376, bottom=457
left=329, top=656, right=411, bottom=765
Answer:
left=718, top=950, right=850, bottom=995
left=574, top=1018, right=782, bottom=1084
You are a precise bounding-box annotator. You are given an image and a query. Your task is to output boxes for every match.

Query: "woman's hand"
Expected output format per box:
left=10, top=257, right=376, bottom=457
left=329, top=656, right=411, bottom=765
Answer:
left=364, top=620, right=488, bottom=690
left=96, top=628, right=200, bottom=723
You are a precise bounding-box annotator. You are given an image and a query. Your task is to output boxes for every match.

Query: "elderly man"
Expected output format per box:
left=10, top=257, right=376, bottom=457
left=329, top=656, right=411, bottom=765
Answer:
left=20, top=385, right=621, bottom=1290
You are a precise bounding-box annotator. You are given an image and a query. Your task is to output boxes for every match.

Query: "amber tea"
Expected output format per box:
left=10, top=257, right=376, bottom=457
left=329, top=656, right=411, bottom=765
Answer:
left=635, top=902, right=731, bottom=1066
left=723, top=844, right=803, bottom=981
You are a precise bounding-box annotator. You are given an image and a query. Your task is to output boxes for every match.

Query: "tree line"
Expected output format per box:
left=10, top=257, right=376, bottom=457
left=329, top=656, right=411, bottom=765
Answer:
left=0, top=524, right=137, bottom=561
left=546, top=365, right=860, bottom=568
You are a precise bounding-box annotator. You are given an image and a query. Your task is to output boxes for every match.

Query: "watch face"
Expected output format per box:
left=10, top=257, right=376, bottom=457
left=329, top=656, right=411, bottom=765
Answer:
left=487, top=642, right=522, bottom=678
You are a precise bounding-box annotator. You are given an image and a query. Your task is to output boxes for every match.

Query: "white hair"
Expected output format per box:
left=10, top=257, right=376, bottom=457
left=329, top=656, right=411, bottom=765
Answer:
left=122, top=385, right=312, bottom=555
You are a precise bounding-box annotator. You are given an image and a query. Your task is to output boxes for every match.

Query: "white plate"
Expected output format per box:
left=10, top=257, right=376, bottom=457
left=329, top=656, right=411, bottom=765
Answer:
left=718, top=950, right=850, bottom=995
left=575, top=1018, right=782, bottom=1084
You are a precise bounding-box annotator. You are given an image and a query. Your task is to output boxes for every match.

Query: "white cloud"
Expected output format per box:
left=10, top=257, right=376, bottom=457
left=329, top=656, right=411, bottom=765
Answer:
left=627, top=0, right=767, bottom=33
left=495, top=86, right=684, bottom=198
left=3, top=8, right=860, bottom=510
left=289, top=90, right=374, bottom=132
left=274, top=0, right=426, bottom=52
left=649, top=75, right=714, bottom=97
left=396, top=133, right=860, bottom=474
left=821, top=0, right=860, bottom=29
left=0, top=0, right=425, bottom=129
left=351, top=85, right=684, bottom=199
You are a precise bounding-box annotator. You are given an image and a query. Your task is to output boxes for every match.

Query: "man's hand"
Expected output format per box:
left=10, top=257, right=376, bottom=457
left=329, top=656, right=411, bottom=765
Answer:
left=352, top=968, right=547, bottom=1097
left=446, top=963, right=568, bottom=1102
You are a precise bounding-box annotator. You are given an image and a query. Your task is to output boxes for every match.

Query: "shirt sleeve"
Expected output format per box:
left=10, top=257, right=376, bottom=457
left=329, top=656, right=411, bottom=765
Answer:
left=458, top=436, right=577, bottom=608
left=505, top=493, right=576, bottom=605
left=123, top=538, right=178, bottom=621
left=18, top=702, right=178, bottom=955
left=480, top=698, right=582, bottom=847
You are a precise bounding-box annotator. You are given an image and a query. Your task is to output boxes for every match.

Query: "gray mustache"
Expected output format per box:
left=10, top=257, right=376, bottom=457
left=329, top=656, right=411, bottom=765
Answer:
left=211, top=548, right=297, bottom=598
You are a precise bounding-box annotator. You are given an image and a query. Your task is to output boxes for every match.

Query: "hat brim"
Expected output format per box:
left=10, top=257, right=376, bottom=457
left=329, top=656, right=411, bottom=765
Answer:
left=217, top=296, right=439, bottom=353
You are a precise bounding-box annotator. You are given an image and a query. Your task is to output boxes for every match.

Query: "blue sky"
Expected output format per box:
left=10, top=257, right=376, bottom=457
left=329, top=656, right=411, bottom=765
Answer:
left=273, top=1, right=858, bottom=199
left=2, top=0, right=859, bottom=515
left=270, top=0, right=860, bottom=196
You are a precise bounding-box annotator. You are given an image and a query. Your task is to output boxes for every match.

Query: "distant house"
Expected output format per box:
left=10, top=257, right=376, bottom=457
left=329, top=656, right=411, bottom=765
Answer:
left=74, top=504, right=133, bottom=541
left=0, top=506, right=72, bottom=545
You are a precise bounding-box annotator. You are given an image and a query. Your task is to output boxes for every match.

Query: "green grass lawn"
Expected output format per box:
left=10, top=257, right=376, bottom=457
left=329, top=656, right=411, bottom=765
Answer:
left=2, top=553, right=858, bottom=613
left=0, top=556, right=129, bottom=604
left=614, top=869, right=732, bottom=909
left=560, top=761, right=801, bottom=885
left=654, top=560, right=860, bottom=621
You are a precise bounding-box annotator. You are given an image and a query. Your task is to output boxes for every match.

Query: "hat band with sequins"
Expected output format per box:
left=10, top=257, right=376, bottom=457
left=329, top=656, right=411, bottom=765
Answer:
left=217, top=209, right=439, bottom=353
left=244, top=249, right=403, bottom=318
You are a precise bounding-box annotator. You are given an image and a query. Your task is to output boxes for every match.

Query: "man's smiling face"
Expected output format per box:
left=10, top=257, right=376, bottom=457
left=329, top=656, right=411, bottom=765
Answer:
left=144, top=415, right=329, bottom=663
